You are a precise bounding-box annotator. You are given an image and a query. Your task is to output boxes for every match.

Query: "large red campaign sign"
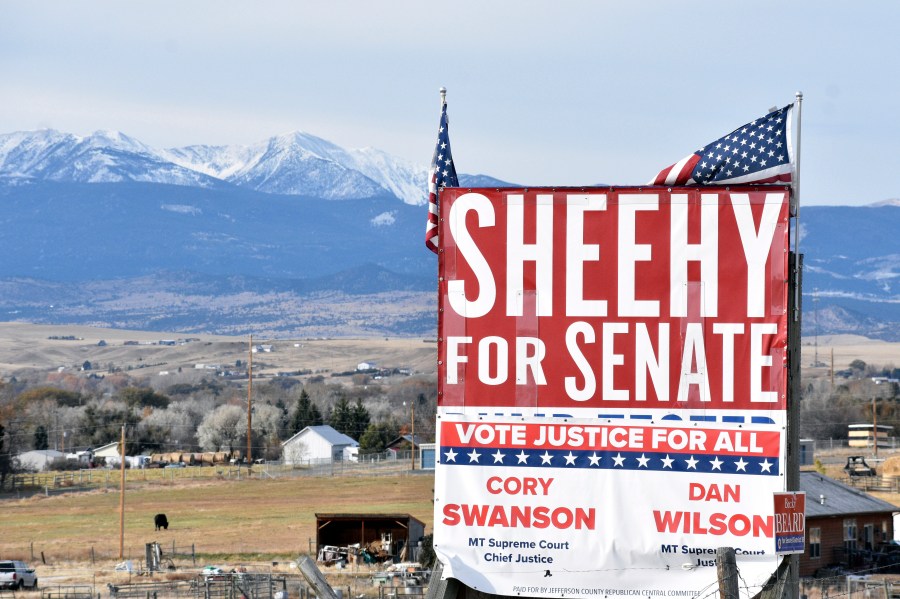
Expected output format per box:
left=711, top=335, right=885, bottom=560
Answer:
left=434, top=187, right=791, bottom=596
left=438, top=187, right=789, bottom=411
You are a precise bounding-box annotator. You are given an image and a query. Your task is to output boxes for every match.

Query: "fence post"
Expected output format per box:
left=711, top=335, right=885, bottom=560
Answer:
left=298, top=556, right=340, bottom=599
left=716, top=548, right=738, bottom=599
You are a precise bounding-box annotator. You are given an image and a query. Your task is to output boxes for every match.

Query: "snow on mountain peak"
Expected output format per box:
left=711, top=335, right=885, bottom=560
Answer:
left=0, top=127, right=430, bottom=203
left=85, top=129, right=151, bottom=153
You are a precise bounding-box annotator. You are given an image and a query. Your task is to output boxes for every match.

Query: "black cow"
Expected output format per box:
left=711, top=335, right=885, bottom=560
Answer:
left=154, top=513, right=169, bottom=531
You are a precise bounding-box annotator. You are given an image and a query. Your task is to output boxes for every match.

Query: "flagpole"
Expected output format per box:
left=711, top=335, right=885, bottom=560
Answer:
left=791, top=91, right=802, bottom=323
left=440, top=86, right=447, bottom=107
left=787, top=91, right=803, bottom=599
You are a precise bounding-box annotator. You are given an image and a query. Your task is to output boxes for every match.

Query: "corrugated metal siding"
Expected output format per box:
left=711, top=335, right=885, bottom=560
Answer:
left=802, top=472, right=898, bottom=518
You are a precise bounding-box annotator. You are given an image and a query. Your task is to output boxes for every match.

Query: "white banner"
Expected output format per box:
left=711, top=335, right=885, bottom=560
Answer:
left=434, top=412, right=784, bottom=597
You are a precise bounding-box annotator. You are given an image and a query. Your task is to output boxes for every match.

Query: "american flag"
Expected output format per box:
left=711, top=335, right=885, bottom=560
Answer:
left=649, top=104, right=793, bottom=186
left=425, top=101, right=458, bottom=253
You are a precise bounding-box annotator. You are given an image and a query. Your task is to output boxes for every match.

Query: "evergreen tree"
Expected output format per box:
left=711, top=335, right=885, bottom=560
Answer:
left=290, top=390, right=323, bottom=435
left=34, top=425, right=49, bottom=450
left=328, top=397, right=354, bottom=436
left=359, top=421, right=399, bottom=454
left=350, top=398, right=371, bottom=440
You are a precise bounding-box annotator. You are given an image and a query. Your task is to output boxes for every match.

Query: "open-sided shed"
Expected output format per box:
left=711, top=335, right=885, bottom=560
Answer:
left=315, top=513, right=426, bottom=561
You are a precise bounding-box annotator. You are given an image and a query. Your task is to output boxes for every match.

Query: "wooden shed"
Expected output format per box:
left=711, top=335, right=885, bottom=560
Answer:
left=315, top=513, right=426, bottom=562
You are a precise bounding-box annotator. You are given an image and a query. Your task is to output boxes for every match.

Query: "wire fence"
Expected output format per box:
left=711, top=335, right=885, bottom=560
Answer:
left=0, top=450, right=426, bottom=496
left=27, top=569, right=432, bottom=599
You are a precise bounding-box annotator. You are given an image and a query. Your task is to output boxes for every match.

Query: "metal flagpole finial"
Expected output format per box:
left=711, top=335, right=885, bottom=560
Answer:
left=440, top=87, right=447, bottom=106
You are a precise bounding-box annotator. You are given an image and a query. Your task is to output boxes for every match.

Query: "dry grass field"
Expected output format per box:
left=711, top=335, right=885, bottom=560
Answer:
left=1, top=323, right=897, bottom=384
left=800, top=334, right=900, bottom=372
left=0, top=470, right=436, bottom=589
left=0, top=322, right=438, bottom=380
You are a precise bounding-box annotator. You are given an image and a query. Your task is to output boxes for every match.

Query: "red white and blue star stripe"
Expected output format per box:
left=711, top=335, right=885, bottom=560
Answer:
left=650, top=104, right=793, bottom=186
left=425, top=100, right=459, bottom=253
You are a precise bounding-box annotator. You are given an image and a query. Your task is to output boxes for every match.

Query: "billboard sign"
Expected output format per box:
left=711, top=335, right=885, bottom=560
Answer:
left=434, top=188, right=791, bottom=596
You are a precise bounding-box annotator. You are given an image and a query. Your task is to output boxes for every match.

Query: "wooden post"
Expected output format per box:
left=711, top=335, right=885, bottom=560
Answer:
left=424, top=562, right=459, bottom=599
left=717, top=547, right=738, bottom=599
left=119, top=423, right=126, bottom=560
left=298, top=556, right=340, bottom=599
left=873, top=397, right=879, bottom=459
left=247, top=334, right=253, bottom=465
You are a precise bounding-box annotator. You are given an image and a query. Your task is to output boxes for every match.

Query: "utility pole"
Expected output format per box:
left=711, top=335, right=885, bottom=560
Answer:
left=119, top=423, right=126, bottom=560
left=873, top=397, right=878, bottom=459
left=813, top=288, right=819, bottom=367
left=247, top=334, right=253, bottom=466
left=831, top=347, right=835, bottom=389
left=411, top=400, right=416, bottom=471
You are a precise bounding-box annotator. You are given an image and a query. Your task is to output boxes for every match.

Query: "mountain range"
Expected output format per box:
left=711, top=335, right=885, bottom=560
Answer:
left=0, top=128, right=897, bottom=341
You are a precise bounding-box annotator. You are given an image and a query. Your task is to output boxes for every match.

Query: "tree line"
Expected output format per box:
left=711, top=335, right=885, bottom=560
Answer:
left=0, top=370, right=436, bottom=480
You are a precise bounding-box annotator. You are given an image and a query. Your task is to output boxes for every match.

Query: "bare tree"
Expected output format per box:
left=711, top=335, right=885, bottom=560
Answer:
left=197, top=405, right=245, bottom=452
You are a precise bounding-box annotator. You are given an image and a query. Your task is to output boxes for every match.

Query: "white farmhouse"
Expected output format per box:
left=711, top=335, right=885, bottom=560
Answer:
left=93, top=442, right=121, bottom=460
left=281, top=425, right=359, bottom=466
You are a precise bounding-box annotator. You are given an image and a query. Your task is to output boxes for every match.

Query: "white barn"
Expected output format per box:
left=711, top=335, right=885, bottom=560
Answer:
left=17, top=449, right=65, bottom=471
left=281, top=425, right=359, bottom=465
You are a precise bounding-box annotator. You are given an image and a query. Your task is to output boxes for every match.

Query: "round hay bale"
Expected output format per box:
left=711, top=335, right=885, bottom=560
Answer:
left=213, top=451, right=229, bottom=464
left=882, top=456, right=900, bottom=479
left=201, top=452, right=216, bottom=465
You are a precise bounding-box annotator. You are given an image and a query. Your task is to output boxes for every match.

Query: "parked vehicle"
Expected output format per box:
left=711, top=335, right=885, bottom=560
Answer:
left=0, top=560, right=38, bottom=590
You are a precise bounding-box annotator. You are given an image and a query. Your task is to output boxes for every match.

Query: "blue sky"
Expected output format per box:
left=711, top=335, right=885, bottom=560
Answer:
left=1, top=1, right=896, bottom=206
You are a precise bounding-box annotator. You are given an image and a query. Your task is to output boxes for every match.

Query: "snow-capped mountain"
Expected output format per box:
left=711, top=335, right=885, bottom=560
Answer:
left=0, top=126, right=897, bottom=339
left=0, top=128, right=431, bottom=204
left=0, top=129, right=224, bottom=188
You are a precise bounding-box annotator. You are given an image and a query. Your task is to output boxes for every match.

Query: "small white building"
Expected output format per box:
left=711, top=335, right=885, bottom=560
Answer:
left=356, top=361, right=377, bottom=371
left=17, top=449, right=65, bottom=471
left=93, top=442, right=121, bottom=460
left=281, top=425, right=359, bottom=466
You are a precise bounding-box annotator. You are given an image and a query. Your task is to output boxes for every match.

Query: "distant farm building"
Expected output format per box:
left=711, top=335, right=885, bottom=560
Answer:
left=92, top=442, right=121, bottom=461
left=356, top=361, right=376, bottom=371
left=800, top=472, right=898, bottom=576
left=848, top=424, right=895, bottom=448
left=419, top=442, right=436, bottom=470
left=315, top=513, right=426, bottom=564
left=16, top=449, right=66, bottom=471
left=799, top=438, right=815, bottom=466
left=385, top=434, right=423, bottom=455
left=281, top=425, right=359, bottom=465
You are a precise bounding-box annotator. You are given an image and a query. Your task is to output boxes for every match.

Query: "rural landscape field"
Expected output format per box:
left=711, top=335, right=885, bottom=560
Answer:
left=1, top=326, right=899, bottom=594
left=0, top=322, right=438, bottom=381
left=1, top=466, right=436, bottom=591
